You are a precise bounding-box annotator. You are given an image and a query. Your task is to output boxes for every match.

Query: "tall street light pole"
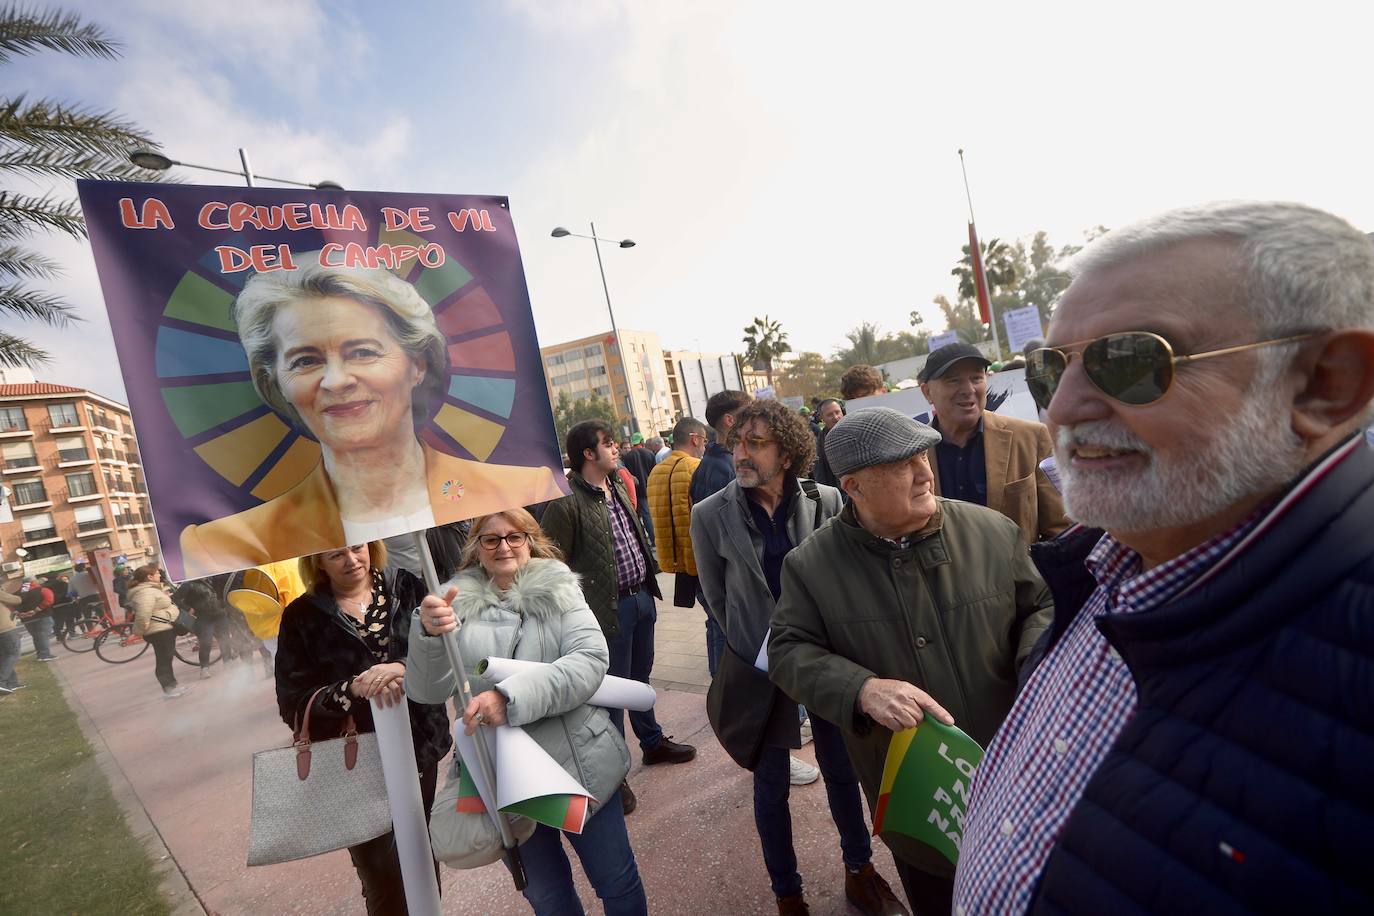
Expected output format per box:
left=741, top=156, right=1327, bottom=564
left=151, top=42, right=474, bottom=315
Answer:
left=551, top=223, right=637, bottom=432
left=128, top=148, right=343, bottom=189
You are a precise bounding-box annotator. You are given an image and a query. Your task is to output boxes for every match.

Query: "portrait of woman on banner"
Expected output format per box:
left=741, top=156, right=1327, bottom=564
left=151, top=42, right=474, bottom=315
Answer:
left=179, top=254, right=563, bottom=577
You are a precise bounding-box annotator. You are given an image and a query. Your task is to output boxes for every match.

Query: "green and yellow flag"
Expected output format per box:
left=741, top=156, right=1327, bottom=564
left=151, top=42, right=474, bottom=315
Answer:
left=872, top=719, right=984, bottom=865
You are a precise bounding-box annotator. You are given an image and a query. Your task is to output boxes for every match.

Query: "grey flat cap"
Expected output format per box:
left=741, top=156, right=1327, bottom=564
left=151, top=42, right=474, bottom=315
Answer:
left=824, top=407, right=941, bottom=478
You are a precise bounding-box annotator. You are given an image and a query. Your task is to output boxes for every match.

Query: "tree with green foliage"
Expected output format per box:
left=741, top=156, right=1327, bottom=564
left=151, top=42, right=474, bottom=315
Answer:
left=742, top=314, right=789, bottom=388
left=1, top=5, right=158, bottom=368
left=552, top=390, right=619, bottom=455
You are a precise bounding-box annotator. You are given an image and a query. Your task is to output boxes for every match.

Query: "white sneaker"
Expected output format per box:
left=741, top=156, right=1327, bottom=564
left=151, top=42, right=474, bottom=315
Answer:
left=789, top=755, right=819, bottom=785
left=162, top=687, right=189, bottom=699
left=799, top=717, right=813, bottom=746
left=199, top=668, right=213, bottom=680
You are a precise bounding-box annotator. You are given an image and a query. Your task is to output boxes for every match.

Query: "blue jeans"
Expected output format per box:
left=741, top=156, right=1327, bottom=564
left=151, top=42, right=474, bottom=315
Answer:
left=752, top=711, right=872, bottom=898
left=699, top=595, right=726, bottom=678
left=519, top=792, right=648, bottom=915
left=24, top=616, right=54, bottom=658
left=606, top=590, right=663, bottom=753
left=0, top=628, right=22, bottom=689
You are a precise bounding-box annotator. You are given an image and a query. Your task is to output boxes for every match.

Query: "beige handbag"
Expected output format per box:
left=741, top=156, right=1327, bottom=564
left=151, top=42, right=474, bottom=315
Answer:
left=429, top=761, right=536, bottom=869
left=247, top=686, right=392, bottom=866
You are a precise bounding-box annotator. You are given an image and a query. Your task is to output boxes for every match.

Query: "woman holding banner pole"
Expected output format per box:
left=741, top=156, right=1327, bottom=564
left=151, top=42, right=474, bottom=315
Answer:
left=274, top=540, right=451, bottom=915
left=408, top=508, right=648, bottom=916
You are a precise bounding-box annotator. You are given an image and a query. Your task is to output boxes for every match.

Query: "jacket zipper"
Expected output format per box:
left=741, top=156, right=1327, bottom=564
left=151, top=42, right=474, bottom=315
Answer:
left=539, top=617, right=590, bottom=790
left=914, top=542, right=971, bottom=715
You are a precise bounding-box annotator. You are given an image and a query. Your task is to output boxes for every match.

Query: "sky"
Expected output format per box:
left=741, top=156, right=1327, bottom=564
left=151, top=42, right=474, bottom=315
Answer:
left=9, top=0, right=1374, bottom=403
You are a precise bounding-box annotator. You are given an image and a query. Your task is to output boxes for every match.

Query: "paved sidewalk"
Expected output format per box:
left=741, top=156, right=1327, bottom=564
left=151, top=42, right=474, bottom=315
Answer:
left=47, top=574, right=896, bottom=915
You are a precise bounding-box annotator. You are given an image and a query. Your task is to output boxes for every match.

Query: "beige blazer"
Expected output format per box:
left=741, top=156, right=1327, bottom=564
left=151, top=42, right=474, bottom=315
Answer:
left=180, top=443, right=565, bottom=577
left=930, top=410, right=1070, bottom=544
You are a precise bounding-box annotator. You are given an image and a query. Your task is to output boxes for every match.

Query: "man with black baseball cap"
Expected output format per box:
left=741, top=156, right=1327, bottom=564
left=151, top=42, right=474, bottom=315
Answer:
left=917, top=342, right=1068, bottom=544
left=768, top=407, right=1053, bottom=914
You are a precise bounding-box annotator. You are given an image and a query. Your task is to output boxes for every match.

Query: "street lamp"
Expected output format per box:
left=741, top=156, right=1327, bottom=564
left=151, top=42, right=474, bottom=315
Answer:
left=551, top=223, right=638, bottom=432
left=128, top=148, right=343, bottom=190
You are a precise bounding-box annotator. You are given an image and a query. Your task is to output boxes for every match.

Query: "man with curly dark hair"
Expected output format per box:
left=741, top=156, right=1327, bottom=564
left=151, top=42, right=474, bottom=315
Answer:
left=692, top=399, right=904, bottom=916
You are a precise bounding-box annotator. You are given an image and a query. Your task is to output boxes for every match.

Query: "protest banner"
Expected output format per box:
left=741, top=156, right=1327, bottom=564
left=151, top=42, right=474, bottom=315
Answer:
left=1002, top=304, right=1045, bottom=356
left=77, top=181, right=568, bottom=579
left=872, top=718, right=984, bottom=866
left=453, top=723, right=594, bottom=833
left=928, top=329, right=961, bottom=352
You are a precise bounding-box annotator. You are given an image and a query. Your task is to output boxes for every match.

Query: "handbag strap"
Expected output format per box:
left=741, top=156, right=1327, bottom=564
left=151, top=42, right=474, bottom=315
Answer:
left=294, top=684, right=359, bottom=744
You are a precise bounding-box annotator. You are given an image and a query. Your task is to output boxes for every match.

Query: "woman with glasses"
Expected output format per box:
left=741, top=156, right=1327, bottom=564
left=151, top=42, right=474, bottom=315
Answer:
left=274, top=540, right=452, bottom=914
left=407, top=508, right=648, bottom=916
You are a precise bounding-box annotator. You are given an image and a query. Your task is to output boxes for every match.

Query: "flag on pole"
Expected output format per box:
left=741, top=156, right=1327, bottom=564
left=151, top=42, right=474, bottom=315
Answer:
left=872, top=718, right=985, bottom=865
left=968, top=221, right=993, bottom=326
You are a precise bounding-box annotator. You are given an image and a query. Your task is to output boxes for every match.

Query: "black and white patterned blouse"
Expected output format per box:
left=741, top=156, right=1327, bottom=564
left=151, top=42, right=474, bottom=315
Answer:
left=322, top=568, right=398, bottom=715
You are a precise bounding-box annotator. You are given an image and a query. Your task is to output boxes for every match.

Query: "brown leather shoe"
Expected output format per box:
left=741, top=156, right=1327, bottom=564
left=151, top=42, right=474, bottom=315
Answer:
left=641, top=736, right=697, bottom=765
left=844, top=864, right=908, bottom=916
left=620, top=782, right=637, bottom=816
left=776, top=892, right=810, bottom=915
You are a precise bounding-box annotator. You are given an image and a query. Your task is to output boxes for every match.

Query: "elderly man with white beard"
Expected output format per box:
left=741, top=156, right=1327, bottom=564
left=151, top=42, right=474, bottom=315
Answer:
left=954, top=201, right=1374, bottom=916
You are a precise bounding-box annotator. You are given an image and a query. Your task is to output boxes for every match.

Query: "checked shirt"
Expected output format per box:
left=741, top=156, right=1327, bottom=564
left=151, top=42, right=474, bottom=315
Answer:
left=952, top=510, right=1264, bottom=915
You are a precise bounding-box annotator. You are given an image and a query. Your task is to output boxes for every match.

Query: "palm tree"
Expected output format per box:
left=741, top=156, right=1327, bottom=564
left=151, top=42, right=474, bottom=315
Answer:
left=951, top=236, right=1020, bottom=303
left=1, top=5, right=158, bottom=368
left=742, top=314, right=789, bottom=388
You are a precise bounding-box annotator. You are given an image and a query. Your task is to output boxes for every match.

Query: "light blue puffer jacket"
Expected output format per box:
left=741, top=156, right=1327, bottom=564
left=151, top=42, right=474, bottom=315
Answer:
left=405, top=557, right=630, bottom=814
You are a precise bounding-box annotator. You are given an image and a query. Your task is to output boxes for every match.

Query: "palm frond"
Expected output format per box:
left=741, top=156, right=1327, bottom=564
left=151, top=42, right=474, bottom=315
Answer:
left=0, top=243, right=60, bottom=279
left=0, top=145, right=153, bottom=180
left=0, top=191, right=85, bottom=238
left=0, top=96, right=155, bottom=159
left=0, top=5, right=120, bottom=64
left=0, top=281, right=79, bottom=326
left=0, top=330, right=50, bottom=368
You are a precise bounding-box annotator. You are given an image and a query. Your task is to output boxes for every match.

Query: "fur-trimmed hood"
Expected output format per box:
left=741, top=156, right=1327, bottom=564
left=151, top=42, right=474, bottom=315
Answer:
left=450, top=557, right=585, bottom=622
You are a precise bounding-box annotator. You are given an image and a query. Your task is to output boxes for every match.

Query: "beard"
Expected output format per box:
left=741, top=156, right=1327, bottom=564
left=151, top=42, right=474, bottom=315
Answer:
left=735, top=462, right=779, bottom=490
left=1055, top=364, right=1306, bottom=532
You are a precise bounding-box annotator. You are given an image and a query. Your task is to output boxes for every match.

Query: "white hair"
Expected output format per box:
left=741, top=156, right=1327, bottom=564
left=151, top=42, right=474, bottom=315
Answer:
left=1069, top=200, right=1374, bottom=334
left=232, top=251, right=448, bottom=430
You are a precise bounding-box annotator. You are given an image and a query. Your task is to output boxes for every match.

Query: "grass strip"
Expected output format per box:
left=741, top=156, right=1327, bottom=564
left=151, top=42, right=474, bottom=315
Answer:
left=0, top=656, right=171, bottom=915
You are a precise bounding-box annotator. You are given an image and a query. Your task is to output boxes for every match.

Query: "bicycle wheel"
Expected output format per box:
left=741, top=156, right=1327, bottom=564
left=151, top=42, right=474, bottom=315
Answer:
left=174, top=630, right=221, bottom=666
left=60, top=613, right=103, bottom=653
left=94, top=623, right=150, bottom=664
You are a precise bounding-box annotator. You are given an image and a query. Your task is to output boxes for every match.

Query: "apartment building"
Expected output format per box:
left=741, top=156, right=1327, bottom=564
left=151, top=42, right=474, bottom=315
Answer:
left=541, top=329, right=676, bottom=437
left=0, top=375, right=157, bottom=582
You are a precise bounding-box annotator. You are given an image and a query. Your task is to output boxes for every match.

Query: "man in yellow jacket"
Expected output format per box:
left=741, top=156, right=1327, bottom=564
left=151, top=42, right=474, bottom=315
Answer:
left=648, top=417, right=708, bottom=605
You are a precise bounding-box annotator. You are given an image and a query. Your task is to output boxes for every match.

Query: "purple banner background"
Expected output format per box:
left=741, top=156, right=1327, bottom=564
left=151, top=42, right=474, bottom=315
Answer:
left=78, top=180, right=566, bottom=579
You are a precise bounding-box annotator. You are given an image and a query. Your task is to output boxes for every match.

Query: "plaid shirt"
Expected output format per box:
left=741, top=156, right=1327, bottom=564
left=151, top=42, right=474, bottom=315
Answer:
left=604, top=481, right=647, bottom=594
left=953, top=509, right=1265, bottom=915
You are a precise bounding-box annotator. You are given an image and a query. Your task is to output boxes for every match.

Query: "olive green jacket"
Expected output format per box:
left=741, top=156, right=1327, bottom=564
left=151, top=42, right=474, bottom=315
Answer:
left=768, top=497, right=1052, bottom=876
left=541, top=472, right=661, bottom=638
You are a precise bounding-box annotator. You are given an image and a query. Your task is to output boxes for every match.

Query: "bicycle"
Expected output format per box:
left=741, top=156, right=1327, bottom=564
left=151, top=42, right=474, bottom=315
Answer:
left=61, top=598, right=126, bottom=654
left=93, top=622, right=148, bottom=664
left=173, top=628, right=221, bottom=667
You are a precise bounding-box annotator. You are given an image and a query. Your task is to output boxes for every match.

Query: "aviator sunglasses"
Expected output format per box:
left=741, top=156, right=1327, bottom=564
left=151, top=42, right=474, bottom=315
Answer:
left=1025, top=330, right=1317, bottom=411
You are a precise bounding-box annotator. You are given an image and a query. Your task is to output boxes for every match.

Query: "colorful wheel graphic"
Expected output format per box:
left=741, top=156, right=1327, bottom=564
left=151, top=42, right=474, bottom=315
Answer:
left=154, top=228, right=520, bottom=503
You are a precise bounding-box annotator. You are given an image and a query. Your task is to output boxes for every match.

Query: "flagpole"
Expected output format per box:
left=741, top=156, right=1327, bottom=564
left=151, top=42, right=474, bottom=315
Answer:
left=957, top=149, right=1003, bottom=358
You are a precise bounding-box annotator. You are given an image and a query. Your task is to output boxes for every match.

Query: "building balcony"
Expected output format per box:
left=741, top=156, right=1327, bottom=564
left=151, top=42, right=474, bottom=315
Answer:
left=2, top=460, right=41, bottom=474
left=22, top=528, right=59, bottom=544
left=44, top=419, right=86, bottom=434
left=75, top=524, right=113, bottom=538
left=12, top=499, right=53, bottom=512
left=63, top=487, right=103, bottom=503
left=0, top=425, right=33, bottom=438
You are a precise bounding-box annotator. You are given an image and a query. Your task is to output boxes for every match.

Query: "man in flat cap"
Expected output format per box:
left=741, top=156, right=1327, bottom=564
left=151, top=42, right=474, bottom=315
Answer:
left=769, top=407, right=1053, bottom=915
left=917, top=342, right=1069, bottom=544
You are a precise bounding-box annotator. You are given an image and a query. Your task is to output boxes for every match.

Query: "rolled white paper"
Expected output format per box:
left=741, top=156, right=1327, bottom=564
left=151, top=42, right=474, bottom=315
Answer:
left=1038, top=455, right=1062, bottom=494
left=477, top=656, right=657, bottom=712
left=371, top=698, right=441, bottom=916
